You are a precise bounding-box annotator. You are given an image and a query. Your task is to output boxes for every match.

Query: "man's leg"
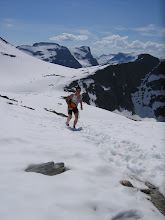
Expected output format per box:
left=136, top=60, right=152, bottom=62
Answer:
left=73, top=112, right=79, bottom=128
left=67, top=114, right=72, bottom=125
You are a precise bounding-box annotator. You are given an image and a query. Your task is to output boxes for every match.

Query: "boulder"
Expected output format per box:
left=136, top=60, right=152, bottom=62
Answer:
left=25, top=161, right=65, bottom=176
left=120, top=180, right=165, bottom=216
left=120, top=180, right=134, bottom=187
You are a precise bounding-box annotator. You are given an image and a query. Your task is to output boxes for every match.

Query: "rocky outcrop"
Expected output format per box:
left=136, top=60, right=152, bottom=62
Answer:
left=120, top=180, right=134, bottom=187
left=65, top=54, right=165, bottom=121
left=1, top=52, right=16, bottom=57
left=120, top=180, right=165, bottom=216
left=0, top=94, right=18, bottom=102
left=44, top=108, right=67, bottom=118
left=145, top=182, right=165, bottom=215
left=25, top=161, right=65, bottom=176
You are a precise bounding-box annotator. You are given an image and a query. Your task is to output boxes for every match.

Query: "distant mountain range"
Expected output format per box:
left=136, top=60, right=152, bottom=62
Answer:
left=17, top=42, right=140, bottom=69
left=96, top=52, right=138, bottom=65
left=17, top=43, right=98, bottom=68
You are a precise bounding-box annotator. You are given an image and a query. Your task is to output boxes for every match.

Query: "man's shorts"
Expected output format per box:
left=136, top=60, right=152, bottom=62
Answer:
left=68, top=107, right=79, bottom=115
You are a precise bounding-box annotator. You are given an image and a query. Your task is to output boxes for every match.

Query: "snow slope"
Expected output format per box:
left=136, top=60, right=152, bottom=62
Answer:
left=0, top=38, right=165, bottom=220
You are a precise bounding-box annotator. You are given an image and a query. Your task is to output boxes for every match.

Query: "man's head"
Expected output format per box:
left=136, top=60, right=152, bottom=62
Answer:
left=76, top=85, right=81, bottom=94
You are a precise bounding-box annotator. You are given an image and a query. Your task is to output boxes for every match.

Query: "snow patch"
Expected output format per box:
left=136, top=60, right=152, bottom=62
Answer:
left=102, top=86, right=111, bottom=91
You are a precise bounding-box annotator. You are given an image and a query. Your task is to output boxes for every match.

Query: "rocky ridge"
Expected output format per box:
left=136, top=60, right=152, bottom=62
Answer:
left=65, top=54, right=165, bottom=121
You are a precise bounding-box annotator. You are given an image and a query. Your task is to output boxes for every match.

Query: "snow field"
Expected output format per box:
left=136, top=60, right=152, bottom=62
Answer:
left=1, top=39, right=165, bottom=220
left=1, top=94, right=165, bottom=220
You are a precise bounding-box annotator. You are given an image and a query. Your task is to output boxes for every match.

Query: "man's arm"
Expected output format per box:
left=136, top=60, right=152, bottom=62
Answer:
left=66, top=94, right=74, bottom=109
left=80, top=99, right=83, bottom=110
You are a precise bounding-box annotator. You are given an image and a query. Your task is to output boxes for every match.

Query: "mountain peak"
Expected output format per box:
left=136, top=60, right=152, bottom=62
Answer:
left=77, top=46, right=90, bottom=53
left=33, top=42, right=60, bottom=47
left=137, top=53, right=158, bottom=60
left=70, top=46, right=98, bottom=67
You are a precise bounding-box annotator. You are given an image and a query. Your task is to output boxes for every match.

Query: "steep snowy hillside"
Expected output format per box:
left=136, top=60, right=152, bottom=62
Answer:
left=66, top=54, right=165, bottom=122
left=1, top=37, right=105, bottom=91
left=1, top=37, right=165, bottom=220
left=70, top=46, right=98, bottom=67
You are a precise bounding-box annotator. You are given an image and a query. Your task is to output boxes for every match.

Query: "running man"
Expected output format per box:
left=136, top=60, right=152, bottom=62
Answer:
left=66, top=86, right=83, bottom=128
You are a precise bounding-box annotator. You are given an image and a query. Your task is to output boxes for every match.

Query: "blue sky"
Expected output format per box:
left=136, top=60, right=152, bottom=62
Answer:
left=0, top=0, right=164, bottom=57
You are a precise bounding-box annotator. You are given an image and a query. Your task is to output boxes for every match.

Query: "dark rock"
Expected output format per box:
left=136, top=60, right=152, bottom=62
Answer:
left=1, top=52, right=16, bottom=57
left=120, top=180, right=165, bottom=216
left=44, top=108, right=67, bottom=117
left=145, top=182, right=165, bottom=216
left=25, top=161, right=65, bottom=176
left=21, top=105, right=35, bottom=110
left=120, top=180, right=134, bottom=187
left=0, top=94, right=18, bottom=102
left=140, top=189, right=151, bottom=194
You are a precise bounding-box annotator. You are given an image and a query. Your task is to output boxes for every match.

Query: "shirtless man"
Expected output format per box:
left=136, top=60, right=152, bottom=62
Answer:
left=66, top=86, right=83, bottom=128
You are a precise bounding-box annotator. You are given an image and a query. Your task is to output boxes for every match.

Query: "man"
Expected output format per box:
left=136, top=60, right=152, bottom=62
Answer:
left=66, top=86, right=83, bottom=128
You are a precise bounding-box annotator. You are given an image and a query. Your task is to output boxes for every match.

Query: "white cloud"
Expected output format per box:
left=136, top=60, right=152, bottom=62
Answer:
left=94, top=35, right=128, bottom=45
left=129, top=40, right=144, bottom=49
left=115, top=24, right=165, bottom=38
left=50, top=33, right=88, bottom=41
left=76, top=30, right=91, bottom=35
left=104, top=35, right=128, bottom=41
left=93, top=34, right=165, bottom=58
left=115, top=38, right=129, bottom=48
left=131, top=24, right=156, bottom=32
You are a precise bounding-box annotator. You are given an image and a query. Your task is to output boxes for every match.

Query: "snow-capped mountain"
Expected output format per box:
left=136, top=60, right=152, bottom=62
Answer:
left=17, top=42, right=82, bottom=68
left=97, top=52, right=138, bottom=65
left=107, top=52, right=138, bottom=64
left=1, top=37, right=165, bottom=220
left=97, top=53, right=116, bottom=65
left=65, top=54, right=165, bottom=122
left=17, top=43, right=98, bottom=68
left=70, top=46, right=98, bottom=67
left=17, top=42, right=138, bottom=67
